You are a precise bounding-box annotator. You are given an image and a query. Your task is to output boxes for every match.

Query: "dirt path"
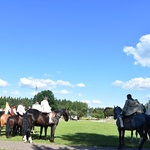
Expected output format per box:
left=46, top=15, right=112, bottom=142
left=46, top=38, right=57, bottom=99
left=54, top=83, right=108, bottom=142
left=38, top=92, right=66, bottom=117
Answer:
left=0, top=140, right=149, bottom=150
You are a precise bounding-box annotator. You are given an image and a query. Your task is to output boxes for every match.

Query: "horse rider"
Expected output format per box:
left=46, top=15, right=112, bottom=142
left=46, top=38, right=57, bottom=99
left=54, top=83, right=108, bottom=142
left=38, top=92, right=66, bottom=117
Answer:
left=119, top=94, right=144, bottom=128
left=9, top=104, right=17, bottom=115
left=32, top=100, right=42, bottom=112
left=41, top=96, right=53, bottom=123
left=17, top=102, right=26, bottom=116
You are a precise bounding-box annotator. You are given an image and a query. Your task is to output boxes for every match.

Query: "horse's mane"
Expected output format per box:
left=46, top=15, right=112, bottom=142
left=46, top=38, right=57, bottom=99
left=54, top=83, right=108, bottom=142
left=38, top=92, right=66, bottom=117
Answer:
left=53, top=108, right=66, bottom=113
left=115, top=106, right=122, bottom=111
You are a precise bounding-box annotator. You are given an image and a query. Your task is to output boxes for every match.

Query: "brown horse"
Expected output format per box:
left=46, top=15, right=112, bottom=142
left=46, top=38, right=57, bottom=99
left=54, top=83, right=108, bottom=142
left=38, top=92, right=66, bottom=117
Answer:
left=22, top=108, right=69, bottom=143
left=6, top=115, right=23, bottom=138
left=0, top=105, right=17, bottom=135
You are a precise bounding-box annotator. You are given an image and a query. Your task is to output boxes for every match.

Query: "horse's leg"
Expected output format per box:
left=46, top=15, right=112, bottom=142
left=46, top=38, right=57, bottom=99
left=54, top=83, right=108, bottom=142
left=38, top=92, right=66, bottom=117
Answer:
left=135, top=130, right=139, bottom=141
left=23, top=134, right=27, bottom=143
left=118, top=129, right=122, bottom=149
left=44, top=126, right=48, bottom=140
left=118, top=129, right=124, bottom=150
left=13, top=126, right=16, bottom=136
left=27, top=130, right=33, bottom=143
left=138, top=130, right=148, bottom=150
left=32, top=126, right=35, bottom=134
left=39, top=126, right=43, bottom=139
left=121, top=130, right=125, bottom=147
left=130, top=130, right=133, bottom=142
left=20, top=126, right=22, bottom=135
left=50, top=125, right=56, bottom=142
left=0, top=127, right=1, bottom=136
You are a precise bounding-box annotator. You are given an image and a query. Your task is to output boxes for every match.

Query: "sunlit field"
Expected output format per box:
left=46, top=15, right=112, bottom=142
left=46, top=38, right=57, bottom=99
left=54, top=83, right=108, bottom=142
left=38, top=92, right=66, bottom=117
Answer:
left=0, top=119, right=150, bottom=149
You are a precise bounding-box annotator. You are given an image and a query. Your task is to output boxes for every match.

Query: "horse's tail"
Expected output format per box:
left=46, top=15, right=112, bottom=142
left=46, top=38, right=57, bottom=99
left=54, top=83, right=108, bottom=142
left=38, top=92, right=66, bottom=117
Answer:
left=22, top=114, right=29, bottom=135
left=22, top=114, right=33, bottom=142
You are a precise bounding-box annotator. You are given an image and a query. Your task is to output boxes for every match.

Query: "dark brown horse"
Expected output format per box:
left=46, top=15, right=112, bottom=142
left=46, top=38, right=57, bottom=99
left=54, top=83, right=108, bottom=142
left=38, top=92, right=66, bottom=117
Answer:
left=114, top=106, right=150, bottom=150
left=6, top=115, right=23, bottom=138
left=0, top=105, right=17, bottom=135
left=22, top=108, right=69, bottom=143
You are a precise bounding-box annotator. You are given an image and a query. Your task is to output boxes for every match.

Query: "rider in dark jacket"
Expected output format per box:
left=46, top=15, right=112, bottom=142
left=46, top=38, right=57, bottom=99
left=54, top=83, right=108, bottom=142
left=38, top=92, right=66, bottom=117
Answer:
left=119, top=94, right=144, bottom=128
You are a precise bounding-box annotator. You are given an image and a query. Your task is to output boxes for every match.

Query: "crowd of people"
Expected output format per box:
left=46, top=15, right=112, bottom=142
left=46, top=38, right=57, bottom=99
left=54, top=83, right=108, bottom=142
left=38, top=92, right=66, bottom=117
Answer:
left=3, top=96, right=53, bottom=124
left=2, top=94, right=150, bottom=126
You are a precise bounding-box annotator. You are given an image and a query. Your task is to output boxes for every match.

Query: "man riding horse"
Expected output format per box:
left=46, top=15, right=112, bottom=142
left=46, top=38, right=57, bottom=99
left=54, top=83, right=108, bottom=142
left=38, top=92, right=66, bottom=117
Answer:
left=119, top=94, right=144, bottom=128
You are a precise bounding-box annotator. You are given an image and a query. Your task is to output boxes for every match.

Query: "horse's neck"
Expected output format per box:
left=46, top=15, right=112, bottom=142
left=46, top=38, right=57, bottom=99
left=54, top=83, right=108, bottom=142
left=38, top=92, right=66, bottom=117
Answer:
left=116, top=107, right=122, bottom=115
left=54, top=110, right=63, bottom=118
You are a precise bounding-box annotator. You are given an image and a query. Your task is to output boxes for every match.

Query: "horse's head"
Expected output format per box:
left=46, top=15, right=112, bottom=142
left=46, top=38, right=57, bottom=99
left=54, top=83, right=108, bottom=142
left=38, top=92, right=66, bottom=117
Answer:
left=54, top=108, right=69, bottom=122
left=62, top=108, right=69, bottom=122
left=114, top=106, right=122, bottom=120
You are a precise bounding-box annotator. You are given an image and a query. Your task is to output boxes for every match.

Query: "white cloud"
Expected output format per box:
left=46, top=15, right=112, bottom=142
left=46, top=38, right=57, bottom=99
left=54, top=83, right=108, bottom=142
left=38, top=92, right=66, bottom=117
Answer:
left=60, top=90, right=72, bottom=94
left=0, top=79, right=8, bottom=87
left=123, top=34, right=150, bottom=67
left=92, top=100, right=101, bottom=104
left=112, top=77, right=150, bottom=90
left=76, top=83, right=85, bottom=87
left=19, top=77, right=54, bottom=89
left=82, top=99, right=101, bottom=104
left=19, top=77, right=85, bottom=90
left=56, top=80, right=73, bottom=87
left=82, top=100, right=91, bottom=104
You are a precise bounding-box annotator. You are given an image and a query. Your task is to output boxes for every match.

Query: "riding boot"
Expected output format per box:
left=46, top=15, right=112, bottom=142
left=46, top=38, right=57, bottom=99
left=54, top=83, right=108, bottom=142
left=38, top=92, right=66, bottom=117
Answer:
left=49, top=112, right=53, bottom=123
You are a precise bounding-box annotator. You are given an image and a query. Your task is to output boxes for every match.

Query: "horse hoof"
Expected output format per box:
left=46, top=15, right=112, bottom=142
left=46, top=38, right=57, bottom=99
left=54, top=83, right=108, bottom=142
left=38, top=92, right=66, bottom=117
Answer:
left=50, top=140, right=54, bottom=142
left=29, top=140, right=33, bottom=143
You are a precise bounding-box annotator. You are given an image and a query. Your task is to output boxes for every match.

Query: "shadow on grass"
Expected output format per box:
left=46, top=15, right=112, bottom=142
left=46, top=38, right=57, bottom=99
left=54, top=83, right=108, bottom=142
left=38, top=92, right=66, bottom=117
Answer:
left=58, top=132, right=150, bottom=149
left=30, top=131, right=150, bottom=149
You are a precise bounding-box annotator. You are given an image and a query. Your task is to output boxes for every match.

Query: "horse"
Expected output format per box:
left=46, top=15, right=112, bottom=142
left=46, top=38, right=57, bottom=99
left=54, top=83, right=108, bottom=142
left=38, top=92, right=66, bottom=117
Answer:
left=22, top=108, right=69, bottom=143
left=0, top=105, right=17, bottom=135
left=6, top=115, right=23, bottom=138
left=114, top=106, right=150, bottom=150
left=0, top=114, right=12, bottom=135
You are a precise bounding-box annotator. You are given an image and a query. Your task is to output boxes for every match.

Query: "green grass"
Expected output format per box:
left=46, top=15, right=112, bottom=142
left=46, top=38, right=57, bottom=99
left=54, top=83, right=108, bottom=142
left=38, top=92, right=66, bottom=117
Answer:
left=0, top=119, right=150, bottom=149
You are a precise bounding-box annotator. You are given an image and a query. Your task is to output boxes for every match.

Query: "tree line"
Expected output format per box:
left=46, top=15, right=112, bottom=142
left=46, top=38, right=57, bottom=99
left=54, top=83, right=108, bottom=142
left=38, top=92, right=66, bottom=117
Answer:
left=1, top=90, right=149, bottom=119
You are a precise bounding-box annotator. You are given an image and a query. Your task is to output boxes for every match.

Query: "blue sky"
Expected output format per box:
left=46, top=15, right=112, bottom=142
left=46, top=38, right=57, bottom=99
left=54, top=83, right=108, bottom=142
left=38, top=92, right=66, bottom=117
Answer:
left=0, top=1, right=150, bottom=108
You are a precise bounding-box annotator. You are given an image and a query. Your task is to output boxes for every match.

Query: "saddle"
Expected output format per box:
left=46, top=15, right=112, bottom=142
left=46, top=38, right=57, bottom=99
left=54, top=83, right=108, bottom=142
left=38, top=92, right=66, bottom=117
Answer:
left=123, top=113, right=136, bottom=128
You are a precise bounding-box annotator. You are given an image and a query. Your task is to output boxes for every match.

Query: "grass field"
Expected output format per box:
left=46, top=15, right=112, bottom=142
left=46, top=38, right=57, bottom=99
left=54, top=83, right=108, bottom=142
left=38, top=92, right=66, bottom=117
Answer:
left=0, top=119, right=150, bottom=149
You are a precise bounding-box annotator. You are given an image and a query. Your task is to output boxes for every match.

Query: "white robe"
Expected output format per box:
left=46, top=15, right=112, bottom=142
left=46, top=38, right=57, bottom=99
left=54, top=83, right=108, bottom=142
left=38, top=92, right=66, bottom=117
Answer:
left=32, top=103, right=42, bottom=112
left=41, top=99, right=51, bottom=113
left=17, top=104, right=26, bottom=115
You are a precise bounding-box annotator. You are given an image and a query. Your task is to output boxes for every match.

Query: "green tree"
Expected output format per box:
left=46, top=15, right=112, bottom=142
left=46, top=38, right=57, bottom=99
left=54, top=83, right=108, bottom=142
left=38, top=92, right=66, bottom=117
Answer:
left=33, top=90, right=57, bottom=110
